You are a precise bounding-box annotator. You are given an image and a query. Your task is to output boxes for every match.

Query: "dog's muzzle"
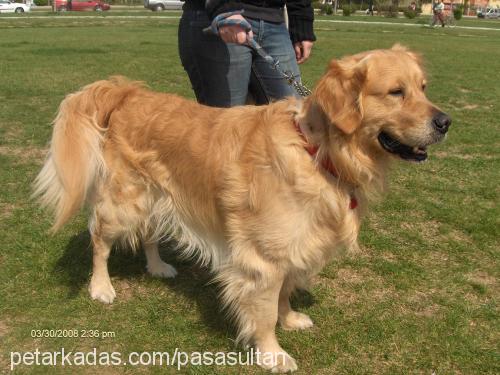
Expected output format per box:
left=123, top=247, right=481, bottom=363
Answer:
left=378, top=111, right=452, bottom=162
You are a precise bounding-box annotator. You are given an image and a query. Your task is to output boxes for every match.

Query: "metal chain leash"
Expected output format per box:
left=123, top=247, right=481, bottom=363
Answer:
left=203, top=10, right=312, bottom=98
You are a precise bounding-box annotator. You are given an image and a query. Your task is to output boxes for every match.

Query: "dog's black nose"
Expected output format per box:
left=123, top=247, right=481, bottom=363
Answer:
left=432, top=112, right=452, bottom=134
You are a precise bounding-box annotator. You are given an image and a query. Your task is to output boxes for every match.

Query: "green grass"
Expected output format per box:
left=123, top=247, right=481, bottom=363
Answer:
left=1, top=14, right=499, bottom=374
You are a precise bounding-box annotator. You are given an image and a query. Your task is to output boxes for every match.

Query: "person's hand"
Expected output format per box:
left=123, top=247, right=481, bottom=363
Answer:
left=218, top=15, right=253, bottom=45
left=293, top=41, right=314, bottom=64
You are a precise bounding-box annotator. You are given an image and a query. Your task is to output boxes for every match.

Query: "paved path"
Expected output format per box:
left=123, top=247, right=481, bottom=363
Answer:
left=1, top=14, right=499, bottom=32
left=315, top=18, right=500, bottom=32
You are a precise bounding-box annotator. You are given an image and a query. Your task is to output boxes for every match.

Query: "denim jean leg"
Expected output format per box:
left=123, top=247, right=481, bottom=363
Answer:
left=223, top=44, right=254, bottom=106
left=178, top=12, right=207, bottom=103
left=178, top=10, right=253, bottom=107
left=250, top=20, right=301, bottom=100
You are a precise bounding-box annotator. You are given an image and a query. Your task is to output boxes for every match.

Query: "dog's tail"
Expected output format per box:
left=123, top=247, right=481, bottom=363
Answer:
left=33, top=77, right=141, bottom=232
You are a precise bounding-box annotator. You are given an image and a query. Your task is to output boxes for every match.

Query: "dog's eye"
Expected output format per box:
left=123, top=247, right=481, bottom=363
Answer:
left=389, top=89, right=404, bottom=97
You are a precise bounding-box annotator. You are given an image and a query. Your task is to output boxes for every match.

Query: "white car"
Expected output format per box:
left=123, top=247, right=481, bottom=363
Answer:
left=477, top=7, right=500, bottom=19
left=0, top=0, right=31, bottom=13
left=144, top=0, right=182, bottom=11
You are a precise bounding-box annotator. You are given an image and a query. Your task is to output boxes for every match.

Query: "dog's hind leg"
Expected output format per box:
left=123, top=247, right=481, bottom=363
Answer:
left=87, top=183, right=145, bottom=304
left=278, top=277, right=313, bottom=331
left=142, top=240, right=177, bottom=279
left=88, top=232, right=116, bottom=304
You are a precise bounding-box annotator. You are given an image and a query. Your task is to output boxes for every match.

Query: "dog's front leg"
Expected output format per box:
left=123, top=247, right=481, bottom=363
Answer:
left=252, top=283, right=298, bottom=373
left=219, top=266, right=298, bottom=373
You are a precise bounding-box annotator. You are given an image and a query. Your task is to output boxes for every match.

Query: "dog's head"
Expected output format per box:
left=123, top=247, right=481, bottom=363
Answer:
left=313, top=44, right=451, bottom=162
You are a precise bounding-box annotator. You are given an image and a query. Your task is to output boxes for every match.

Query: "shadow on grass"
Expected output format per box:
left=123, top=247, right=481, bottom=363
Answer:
left=53, top=231, right=315, bottom=336
left=53, top=231, right=148, bottom=298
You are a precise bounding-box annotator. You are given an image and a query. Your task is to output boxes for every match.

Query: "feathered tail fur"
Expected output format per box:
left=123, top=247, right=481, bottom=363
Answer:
left=32, top=77, right=140, bottom=232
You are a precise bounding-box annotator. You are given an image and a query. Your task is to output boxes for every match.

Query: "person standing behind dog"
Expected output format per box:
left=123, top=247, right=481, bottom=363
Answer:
left=431, top=0, right=445, bottom=27
left=178, top=0, right=316, bottom=107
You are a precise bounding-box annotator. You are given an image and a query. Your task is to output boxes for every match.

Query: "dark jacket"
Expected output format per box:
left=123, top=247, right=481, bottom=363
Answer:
left=186, top=0, right=316, bottom=43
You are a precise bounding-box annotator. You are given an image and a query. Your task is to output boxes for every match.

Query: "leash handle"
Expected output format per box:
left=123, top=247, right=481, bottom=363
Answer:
left=202, top=10, right=275, bottom=65
left=202, top=10, right=252, bottom=36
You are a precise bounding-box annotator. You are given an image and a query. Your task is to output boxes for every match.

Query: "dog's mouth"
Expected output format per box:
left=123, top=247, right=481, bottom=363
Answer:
left=377, top=131, right=428, bottom=162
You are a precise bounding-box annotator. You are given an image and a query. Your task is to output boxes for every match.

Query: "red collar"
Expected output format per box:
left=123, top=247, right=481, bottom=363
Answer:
left=294, top=120, right=358, bottom=210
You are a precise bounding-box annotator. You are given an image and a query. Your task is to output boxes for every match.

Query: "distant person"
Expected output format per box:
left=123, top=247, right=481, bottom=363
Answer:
left=409, top=1, right=416, bottom=11
left=367, top=0, right=374, bottom=16
left=431, top=0, right=445, bottom=27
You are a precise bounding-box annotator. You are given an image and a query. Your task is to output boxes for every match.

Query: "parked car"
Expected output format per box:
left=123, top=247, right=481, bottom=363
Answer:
left=55, top=0, right=110, bottom=12
left=144, top=0, right=182, bottom=12
left=0, top=0, right=31, bottom=13
left=475, top=7, right=487, bottom=16
left=477, top=8, right=500, bottom=18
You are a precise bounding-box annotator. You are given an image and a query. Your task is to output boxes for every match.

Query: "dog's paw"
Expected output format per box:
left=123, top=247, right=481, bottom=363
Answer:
left=88, top=276, right=116, bottom=304
left=280, top=311, right=314, bottom=331
left=270, top=355, right=298, bottom=374
left=258, top=350, right=298, bottom=373
left=147, top=261, right=177, bottom=279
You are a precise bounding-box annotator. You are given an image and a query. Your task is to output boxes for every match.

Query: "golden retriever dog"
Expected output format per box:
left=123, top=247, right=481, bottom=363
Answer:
left=34, top=45, right=450, bottom=372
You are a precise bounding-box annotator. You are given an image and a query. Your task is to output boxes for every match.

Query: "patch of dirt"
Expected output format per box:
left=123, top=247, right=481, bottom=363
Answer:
left=0, top=202, right=17, bottom=219
left=380, top=252, right=398, bottom=262
left=467, top=271, right=497, bottom=287
left=446, top=229, right=474, bottom=244
left=462, top=104, right=479, bottom=110
left=419, top=251, right=456, bottom=269
left=448, top=98, right=490, bottom=112
left=2, top=126, right=24, bottom=142
left=433, top=151, right=496, bottom=160
left=413, top=303, right=441, bottom=317
left=112, top=277, right=165, bottom=302
left=335, top=267, right=378, bottom=285
left=400, top=219, right=441, bottom=244
left=0, top=321, right=13, bottom=371
left=80, top=367, right=126, bottom=375
left=112, top=279, right=134, bottom=302
left=405, top=290, right=441, bottom=317
left=314, top=268, right=395, bottom=306
left=0, top=145, right=48, bottom=164
left=366, top=217, right=392, bottom=237
left=463, top=291, right=492, bottom=305
left=0, top=320, right=9, bottom=338
left=433, top=151, right=473, bottom=160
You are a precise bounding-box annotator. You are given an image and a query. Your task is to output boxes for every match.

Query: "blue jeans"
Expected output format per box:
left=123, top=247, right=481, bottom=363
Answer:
left=178, top=10, right=301, bottom=107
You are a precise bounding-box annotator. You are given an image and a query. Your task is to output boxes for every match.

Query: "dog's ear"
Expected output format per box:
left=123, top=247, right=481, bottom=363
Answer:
left=313, top=58, right=367, bottom=135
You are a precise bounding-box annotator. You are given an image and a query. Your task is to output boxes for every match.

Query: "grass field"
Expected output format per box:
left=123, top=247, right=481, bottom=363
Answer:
left=0, top=13, right=499, bottom=374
